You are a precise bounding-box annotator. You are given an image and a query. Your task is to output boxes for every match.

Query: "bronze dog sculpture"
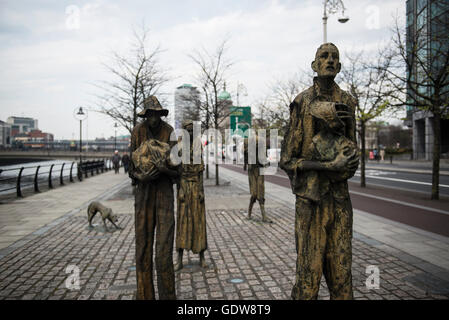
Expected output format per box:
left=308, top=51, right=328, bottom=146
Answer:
left=87, top=201, right=121, bottom=231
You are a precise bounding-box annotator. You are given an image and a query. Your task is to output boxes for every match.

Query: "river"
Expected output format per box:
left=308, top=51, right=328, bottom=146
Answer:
left=0, top=159, right=80, bottom=196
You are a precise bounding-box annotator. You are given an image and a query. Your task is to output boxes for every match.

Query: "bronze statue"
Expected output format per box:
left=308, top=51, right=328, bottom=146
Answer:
left=129, top=96, right=178, bottom=300
left=280, top=43, right=359, bottom=300
left=174, top=120, right=208, bottom=271
left=87, top=201, right=121, bottom=231
left=244, top=135, right=272, bottom=223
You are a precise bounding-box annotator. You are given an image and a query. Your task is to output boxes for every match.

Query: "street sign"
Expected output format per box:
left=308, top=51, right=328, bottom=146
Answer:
left=230, top=106, right=251, bottom=137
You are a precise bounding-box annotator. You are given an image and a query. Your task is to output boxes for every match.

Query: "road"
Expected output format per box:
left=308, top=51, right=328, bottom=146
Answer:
left=221, top=164, right=449, bottom=237
left=350, top=169, right=449, bottom=197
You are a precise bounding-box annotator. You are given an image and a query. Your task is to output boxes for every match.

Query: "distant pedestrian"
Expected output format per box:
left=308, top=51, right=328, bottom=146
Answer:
left=369, top=150, right=374, bottom=160
left=112, top=150, right=121, bottom=174
left=122, top=152, right=130, bottom=173
left=380, top=148, right=385, bottom=161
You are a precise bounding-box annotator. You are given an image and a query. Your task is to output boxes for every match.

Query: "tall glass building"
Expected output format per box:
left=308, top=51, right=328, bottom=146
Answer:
left=174, top=84, right=200, bottom=129
left=405, top=0, right=449, bottom=160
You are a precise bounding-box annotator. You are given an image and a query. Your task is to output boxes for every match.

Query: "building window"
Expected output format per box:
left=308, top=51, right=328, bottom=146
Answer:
left=417, top=0, right=427, bottom=13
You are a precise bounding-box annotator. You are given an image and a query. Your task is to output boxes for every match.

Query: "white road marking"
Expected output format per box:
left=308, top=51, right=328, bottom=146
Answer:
left=226, top=164, right=449, bottom=215
left=356, top=169, right=397, bottom=176
left=353, top=173, right=449, bottom=188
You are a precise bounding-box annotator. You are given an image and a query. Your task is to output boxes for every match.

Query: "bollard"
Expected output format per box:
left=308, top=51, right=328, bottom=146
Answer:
left=17, top=167, right=24, bottom=197
left=78, top=162, right=83, bottom=181
left=84, top=162, right=88, bottom=178
left=60, top=163, right=65, bottom=185
left=34, top=165, right=41, bottom=192
left=69, top=162, right=75, bottom=182
left=48, top=164, right=55, bottom=189
left=390, top=155, right=393, bottom=164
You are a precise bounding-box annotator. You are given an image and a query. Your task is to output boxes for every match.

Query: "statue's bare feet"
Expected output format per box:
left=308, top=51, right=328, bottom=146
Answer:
left=200, top=259, right=208, bottom=269
left=174, top=261, right=183, bottom=271
left=262, top=217, right=273, bottom=223
left=246, top=215, right=252, bottom=220
left=199, top=252, right=208, bottom=268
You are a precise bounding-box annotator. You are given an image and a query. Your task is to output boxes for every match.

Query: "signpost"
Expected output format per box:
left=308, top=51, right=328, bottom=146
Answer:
left=230, top=106, right=251, bottom=137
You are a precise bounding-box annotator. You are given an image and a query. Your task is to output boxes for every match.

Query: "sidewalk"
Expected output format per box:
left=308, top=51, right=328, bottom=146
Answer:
left=0, top=168, right=448, bottom=300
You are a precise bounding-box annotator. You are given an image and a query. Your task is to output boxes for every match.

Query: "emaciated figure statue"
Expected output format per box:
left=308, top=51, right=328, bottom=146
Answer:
left=280, top=43, right=359, bottom=300
left=129, top=96, right=179, bottom=300
left=174, top=120, right=208, bottom=271
left=244, top=135, right=272, bottom=223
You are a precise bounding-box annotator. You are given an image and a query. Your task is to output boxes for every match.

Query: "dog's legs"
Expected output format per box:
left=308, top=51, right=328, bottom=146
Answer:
left=109, top=218, right=121, bottom=230
left=88, top=210, right=96, bottom=228
left=103, top=218, right=109, bottom=232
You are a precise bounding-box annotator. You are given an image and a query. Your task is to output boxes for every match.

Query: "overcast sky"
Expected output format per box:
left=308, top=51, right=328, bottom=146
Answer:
left=0, top=0, right=405, bottom=140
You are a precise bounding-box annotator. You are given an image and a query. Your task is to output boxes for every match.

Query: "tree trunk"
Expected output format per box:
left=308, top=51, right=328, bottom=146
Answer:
left=360, top=121, right=366, bottom=188
left=431, top=111, right=441, bottom=200
left=205, top=108, right=210, bottom=179
left=214, top=87, right=219, bottom=186
left=215, top=119, right=219, bottom=186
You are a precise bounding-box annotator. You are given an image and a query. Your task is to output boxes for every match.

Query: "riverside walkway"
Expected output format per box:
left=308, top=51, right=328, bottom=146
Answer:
left=0, top=168, right=448, bottom=300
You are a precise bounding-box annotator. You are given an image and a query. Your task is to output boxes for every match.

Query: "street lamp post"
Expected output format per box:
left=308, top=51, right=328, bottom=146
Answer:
left=236, top=82, right=247, bottom=107
left=114, top=122, right=118, bottom=151
left=74, top=107, right=87, bottom=177
left=322, top=0, right=349, bottom=43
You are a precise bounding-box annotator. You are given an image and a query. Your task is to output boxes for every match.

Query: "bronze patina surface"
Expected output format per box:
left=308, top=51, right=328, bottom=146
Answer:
left=129, top=96, right=178, bottom=300
left=280, top=43, right=359, bottom=300
left=174, top=120, right=208, bottom=271
left=244, top=136, right=272, bottom=223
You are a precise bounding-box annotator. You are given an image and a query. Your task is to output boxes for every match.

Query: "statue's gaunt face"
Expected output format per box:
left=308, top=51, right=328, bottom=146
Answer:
left=147, top=112, right=161, bottom=128
left=313, top=45, right=341, bottom=78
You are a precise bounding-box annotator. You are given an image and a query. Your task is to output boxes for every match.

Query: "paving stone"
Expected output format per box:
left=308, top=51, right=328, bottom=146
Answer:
left=0, top=177, right=447, bottom=301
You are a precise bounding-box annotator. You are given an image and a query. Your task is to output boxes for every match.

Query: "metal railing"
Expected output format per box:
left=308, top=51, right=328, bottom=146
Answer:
left=0, top=159, right=112, bottom=198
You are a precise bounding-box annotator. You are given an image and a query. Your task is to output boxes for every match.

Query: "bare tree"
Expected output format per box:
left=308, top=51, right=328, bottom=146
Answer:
left=258, top=71, right=310, bottom=137
left=188, top=40, right=234, bottom=185
left=97, top=24, right=169, bottom=134
left=340, top=51, right=398, bottom=188
left=380, top=5, right=449, bottom=199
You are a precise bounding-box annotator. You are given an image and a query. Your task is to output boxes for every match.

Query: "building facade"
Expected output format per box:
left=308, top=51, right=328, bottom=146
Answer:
left=405, top=0, right=449, bottom=159
left=0, top=120, right=12, bottom=148
left=174, top=84, right=200, bottom=129
left=7, top=116, right=38, bottom=136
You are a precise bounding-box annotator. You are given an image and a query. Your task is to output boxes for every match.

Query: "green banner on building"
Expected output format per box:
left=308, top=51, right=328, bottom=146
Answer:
left=230, top=106, right=251, bottom=137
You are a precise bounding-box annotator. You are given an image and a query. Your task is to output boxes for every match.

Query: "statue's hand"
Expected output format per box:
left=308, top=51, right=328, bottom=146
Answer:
left=295, top=159, right=304, bottom=171
left=330, top=146, right=358, bottom=171
left=199, top=192, right=205, bottom=203
left=154, top=158, right=166, bottom=171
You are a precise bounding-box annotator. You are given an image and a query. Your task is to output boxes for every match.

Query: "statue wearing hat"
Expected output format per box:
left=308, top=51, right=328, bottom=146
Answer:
left=280, top=43, right=359, bottom=300
left=174, top=119, right=208, bottom=271
left=129, top=95, right=179, bottom=300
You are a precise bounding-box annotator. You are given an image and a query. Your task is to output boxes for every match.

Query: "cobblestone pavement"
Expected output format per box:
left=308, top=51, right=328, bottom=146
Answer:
left=0, top=177, right=448, bottom=300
